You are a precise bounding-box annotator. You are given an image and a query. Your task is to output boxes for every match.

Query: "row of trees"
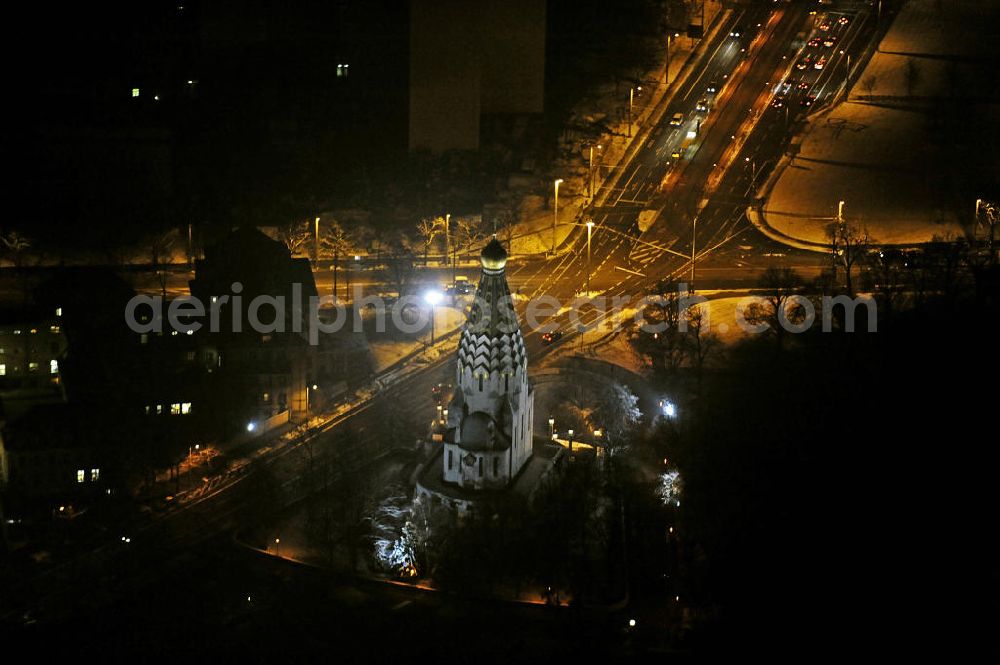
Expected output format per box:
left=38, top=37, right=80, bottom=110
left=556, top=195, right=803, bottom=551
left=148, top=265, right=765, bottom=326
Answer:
left=277, top=215, right=493, bottom=265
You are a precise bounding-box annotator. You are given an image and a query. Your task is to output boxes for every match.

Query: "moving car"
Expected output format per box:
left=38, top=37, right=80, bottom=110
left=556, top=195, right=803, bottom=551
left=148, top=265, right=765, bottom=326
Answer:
left=669, top=112, right=684, bottom=126
left=797, top=80, right=811, bottom=90
left=800, top=94, right=816, bottom=107
left=796, top=57, right=812, bottom=70
left=541, top=331, right=563, bottom=344
left=695, top=99, right=709, bottom=112
left=431, top=383, right=452, bottom=401
left=670, top=147, right=684, bottom=159
left=730, top=25, right=744, bottom=37
left=771, top=97, right=786, bottom=108
left=823, top=35, right=837, bottom=47
left=814, top=56, right=827, bottom=70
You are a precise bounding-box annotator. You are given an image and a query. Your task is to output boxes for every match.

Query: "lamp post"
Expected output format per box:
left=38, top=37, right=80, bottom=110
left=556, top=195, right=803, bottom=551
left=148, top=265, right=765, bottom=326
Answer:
left=568, top=429, right=575, bottom=453
left=424, top=289, right=442, bottom=345
left=274, top=537, right=281, bottom=556
left=553, top=179, right=564, bottom=254
left=627, top=86, right=641, bottom=138
left=445, top=213, right=452, bottom=280
left=588, top=144, right=602, bottom=199
left=313, top=216, right=320, bottom=263
left=548, top=417, right=555, bottom=439
left=586, top=220, right=594, bottom=294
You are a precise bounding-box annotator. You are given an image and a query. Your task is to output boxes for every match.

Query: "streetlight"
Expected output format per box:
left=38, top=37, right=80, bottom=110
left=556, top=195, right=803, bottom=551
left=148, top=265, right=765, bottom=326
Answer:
left=313, top=216, right=320, bottom=263
left=665, top=33, right=679, bottom=83
left=659, top=399, right=677, bottom=419
left=568, top=429, right=575, bottom=453
left=548, top=417, right=555, bottom=439
left=552, top=179, right=564, bottom=254
left=586, top=220, right=594, bottom=294
left=274, top=537, right=281, bottom=556
left=838, top=200, right=845, bottom=223
left=424, top=289, right=443, bottom=345
left=445, top=213, right=452, bottom=280
left=627, top=86, right=642, bottom=138
left=587, top=144, right=602, bottom=199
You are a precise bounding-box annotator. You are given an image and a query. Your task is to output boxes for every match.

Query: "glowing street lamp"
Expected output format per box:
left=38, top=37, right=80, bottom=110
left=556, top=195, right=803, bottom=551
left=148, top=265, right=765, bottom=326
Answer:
left=553, top=179, right=564, bottom=254
left=424, top=289, right=443, bottom=345
left=586, top=220, right=594, bottom=294
left=548, top=416, right=555, bottom=438
left=659, top=399, right=677, bottom=419
left=627, top=86, right=642, bottom=138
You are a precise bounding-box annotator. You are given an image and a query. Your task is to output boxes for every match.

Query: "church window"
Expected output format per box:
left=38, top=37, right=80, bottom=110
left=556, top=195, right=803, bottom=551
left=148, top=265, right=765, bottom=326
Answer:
left=478, top=458, right=483, bottom=477
left=448, top=450, right=453, bottom=469
left=504, top=374, right=509, bottom=392
left=478, top=374, right=484, bottom=391
left=493, top=458, right=498, bottom=476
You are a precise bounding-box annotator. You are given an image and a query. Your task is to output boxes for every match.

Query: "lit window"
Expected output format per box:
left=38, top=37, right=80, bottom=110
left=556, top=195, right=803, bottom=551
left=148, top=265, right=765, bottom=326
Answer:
left=90, top=468, right=100, bottom=482
left=55, top=307, right=62, bottom=317
left=145, top=405, right=150, bottom=415
left=0, top=364, right=5, bottom=376
left=186, top=351, right=195, bottom=361
left=171, top=330, right=178, bottom=336
left=50, top=325, right=60, bottom=334
left=28, top=362, right=39, bottom=373
left=337, top=63, right=350, bottom=78
left=13, top=330, right=21, bottom=335
left=140, top=333, right=148, bottom=344
left=30, top=329, right=37, bottom=334
left=132, top=87, right=140, bottom=98
left=263, top=392, right=270, bottom=403
left=156, top=405, right=163, bottom=415
left=171, top=403, right=181, bottom=415
left=181, top=402, right=192, bottom=414
left=77, top=469, right=85, bottom=483
left=50, top=359, right=58, bottom=374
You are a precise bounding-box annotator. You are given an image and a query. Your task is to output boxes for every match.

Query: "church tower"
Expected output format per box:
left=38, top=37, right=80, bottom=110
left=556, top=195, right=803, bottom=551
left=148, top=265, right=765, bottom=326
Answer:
left=442, top=238, right=534, bottom=490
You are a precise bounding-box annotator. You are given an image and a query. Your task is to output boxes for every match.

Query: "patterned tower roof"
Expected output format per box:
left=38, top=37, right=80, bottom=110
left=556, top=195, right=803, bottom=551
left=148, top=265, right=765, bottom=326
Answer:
left=456, top=238, right=527, bottom=376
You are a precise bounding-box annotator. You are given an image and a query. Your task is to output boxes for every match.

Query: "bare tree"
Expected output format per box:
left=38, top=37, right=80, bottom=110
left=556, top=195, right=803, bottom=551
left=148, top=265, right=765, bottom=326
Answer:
left=278, top=220, right=311, bottom=256
left=382, top=233, right=416, bottom=297
left=148, top=229, right=178, bottom=297
left=320, top=220, right=352, bottom=300
left=684, top=307, right=722, bottom=395
left=415, top=216, right=445, bottom=266
left=745, top=267, right=805, bottom=350
left=827, top=221, right=869, bottom=295
left=1, top=231, right=33, bottom=270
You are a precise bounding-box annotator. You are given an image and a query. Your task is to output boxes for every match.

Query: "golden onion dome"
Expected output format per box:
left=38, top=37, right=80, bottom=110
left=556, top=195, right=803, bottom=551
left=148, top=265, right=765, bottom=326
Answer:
left=480, top=237, right=508, bottom=271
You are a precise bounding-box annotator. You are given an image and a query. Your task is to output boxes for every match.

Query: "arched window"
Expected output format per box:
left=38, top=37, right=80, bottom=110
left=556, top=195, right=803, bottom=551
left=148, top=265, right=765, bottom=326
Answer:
left=504, top=373, right=509, bottom=392
left=478, top=457, right=483, bottom=477
left=493, top=458, right=498, bottom=476
left=478, top=374, right=484, bottom=391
